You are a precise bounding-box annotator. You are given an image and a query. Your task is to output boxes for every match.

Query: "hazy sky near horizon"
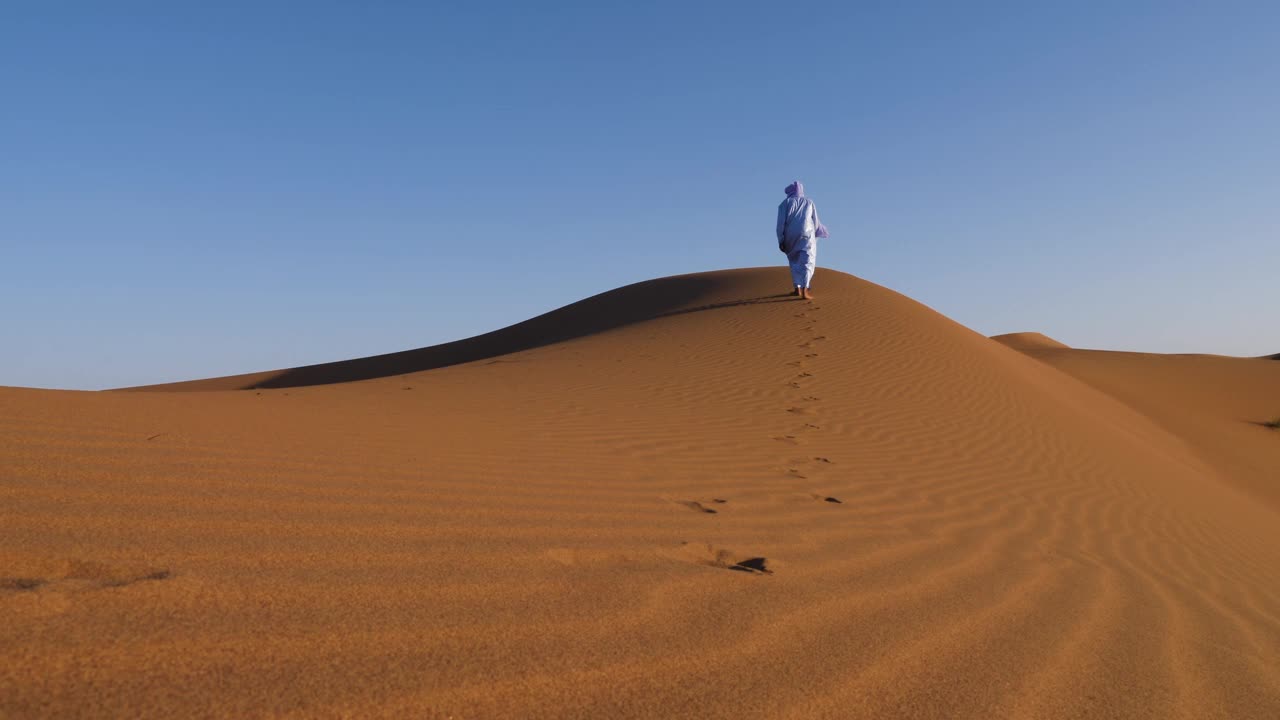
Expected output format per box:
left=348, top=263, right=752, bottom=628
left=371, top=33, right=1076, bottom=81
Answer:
left=3, top=2, right=1277, bottom=390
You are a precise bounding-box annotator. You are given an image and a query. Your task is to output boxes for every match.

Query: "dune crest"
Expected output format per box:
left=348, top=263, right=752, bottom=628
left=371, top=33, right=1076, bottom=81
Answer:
left=991, top=331, right=1070, bottom=351
left=125, top=270, right=801, bottom=391
left=4, top=267, right=1280, bottom=718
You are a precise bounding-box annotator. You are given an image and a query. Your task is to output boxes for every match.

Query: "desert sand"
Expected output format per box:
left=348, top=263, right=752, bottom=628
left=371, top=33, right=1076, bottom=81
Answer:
left=3, top=267, right=1278, bottom=718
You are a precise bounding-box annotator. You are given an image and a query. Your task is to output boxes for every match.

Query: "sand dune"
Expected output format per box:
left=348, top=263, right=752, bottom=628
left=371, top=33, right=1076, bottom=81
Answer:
left=997, top=343, right=1280, bottom=512
left=123, top=272, right=782, bottom=391
left=3, top=267, right=1279, bottom=719
left=991, top=331, right=1071, bottom=351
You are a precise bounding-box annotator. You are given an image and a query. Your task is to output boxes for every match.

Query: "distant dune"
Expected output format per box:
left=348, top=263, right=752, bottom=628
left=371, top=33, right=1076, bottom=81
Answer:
left=998, top=344, right=1280, bottom=511
left=991, top=331, right=1071, bottom=351
left=4, top=267, right=1279, bottom=719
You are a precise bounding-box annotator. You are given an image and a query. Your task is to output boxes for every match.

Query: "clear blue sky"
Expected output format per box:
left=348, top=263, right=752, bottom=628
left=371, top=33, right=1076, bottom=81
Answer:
left=3, top=2, right=1276, bottom=390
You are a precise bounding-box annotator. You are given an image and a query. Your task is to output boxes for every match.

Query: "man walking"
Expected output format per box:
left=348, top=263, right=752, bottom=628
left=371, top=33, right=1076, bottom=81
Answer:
left=776, top=181, right=829, bottom=300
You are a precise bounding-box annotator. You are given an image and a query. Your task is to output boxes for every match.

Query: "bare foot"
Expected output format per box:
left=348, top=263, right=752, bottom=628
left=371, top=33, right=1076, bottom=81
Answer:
left=792, top=287, right=801, bottom=297
left=803, top=288, right=814, bottom=300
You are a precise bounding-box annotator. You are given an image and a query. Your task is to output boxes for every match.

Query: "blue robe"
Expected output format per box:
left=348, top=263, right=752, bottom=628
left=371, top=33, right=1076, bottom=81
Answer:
left=776, top=184, right=826, bottom=289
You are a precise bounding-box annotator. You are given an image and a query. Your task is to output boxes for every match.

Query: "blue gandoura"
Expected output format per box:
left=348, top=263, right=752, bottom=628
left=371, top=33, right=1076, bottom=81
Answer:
left=776, top=181, right=829, bottom=300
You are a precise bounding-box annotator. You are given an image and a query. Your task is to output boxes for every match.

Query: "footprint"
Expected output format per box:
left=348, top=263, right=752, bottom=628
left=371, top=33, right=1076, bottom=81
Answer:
left=807, top=493, right=843, bottom=504
left=812, top=457, right=834, bottom=464
left=787, top=382, right=802, bottom=389
left=804, top=423, right=821, bottom=429
left=678, top=500, right=719, bottom=515
left=802, top=396, right=820, bottom=402
left=1, top=560, right=172, bottom=594
left=666, top=543, right=774, bottom=575
left=1, top=578, right=46, bottom=591
left=774, top=435, right=801, bottom=445
left=103, top=570, right=170, bottom=587
left=788, top=468, right=809, bottom=479
left=796, top=372, right=813, bottom=378
left=805, top=353, right=819, bottom=358
left=729, top=558, right=772, bottom=574
left=786, top=407, right=811, bottom=415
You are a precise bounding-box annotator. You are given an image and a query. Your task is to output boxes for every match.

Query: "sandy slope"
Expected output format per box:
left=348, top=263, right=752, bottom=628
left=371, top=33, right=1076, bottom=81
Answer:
left=3, top=267, right=1279, bottom=719
left=992, top=343, right=1280, bottom=512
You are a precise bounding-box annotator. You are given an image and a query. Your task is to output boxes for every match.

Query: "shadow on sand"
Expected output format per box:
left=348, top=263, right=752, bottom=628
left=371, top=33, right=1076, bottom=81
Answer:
left=130, top=270, right=803, bottom=391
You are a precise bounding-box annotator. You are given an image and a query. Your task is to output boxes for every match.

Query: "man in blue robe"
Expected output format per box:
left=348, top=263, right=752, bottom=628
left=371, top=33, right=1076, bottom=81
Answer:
left=776, top=180, right=829, bottom=300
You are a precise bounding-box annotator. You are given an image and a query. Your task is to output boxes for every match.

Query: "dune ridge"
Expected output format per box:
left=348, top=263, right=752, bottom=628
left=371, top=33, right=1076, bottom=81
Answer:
left=991, top=331, right=1071, bottom=351
left=123, top=272, right=792, bottom=391
left=4, top=267, right=1279, bottom=719
left=1000, top=343, right=1280, bottom=511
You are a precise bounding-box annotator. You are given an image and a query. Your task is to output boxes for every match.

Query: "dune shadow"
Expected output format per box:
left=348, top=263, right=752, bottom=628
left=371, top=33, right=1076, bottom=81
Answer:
left=131, top=271, right=800, bottom=391
left=656, top=294, right=797, bottom=318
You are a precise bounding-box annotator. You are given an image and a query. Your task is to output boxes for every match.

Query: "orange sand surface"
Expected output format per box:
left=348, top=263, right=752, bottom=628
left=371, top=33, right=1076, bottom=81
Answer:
left=990, top=331, right=1072, bottom=351
left=3, top=268, right=1279, bottom=718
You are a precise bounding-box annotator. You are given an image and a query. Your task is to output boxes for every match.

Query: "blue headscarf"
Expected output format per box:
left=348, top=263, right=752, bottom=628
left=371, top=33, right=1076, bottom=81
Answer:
left=783, top=181, right=828, bottom=238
